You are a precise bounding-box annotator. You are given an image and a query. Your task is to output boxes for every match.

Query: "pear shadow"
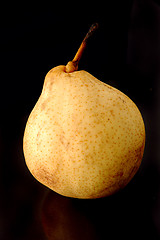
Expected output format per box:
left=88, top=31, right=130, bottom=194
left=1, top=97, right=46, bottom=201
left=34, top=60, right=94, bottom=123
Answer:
left=41, top=190, right=99, bottom=240
left=40, top=188, right=136, bottom=240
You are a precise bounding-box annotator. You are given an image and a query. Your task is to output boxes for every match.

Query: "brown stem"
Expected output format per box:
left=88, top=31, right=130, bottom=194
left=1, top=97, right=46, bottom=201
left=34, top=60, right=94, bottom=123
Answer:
left=65, top=23, right=99, bottom=73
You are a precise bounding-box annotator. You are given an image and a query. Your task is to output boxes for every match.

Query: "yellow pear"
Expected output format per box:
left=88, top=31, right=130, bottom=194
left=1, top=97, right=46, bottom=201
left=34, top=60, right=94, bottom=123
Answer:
left=23, top=24, right=145, bottom=199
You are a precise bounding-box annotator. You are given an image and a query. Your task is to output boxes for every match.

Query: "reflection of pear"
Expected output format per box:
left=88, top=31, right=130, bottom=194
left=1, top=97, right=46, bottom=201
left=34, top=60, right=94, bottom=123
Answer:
left=23, top=24, right=145, bottom=199
left=41, top=191, right=98, bottom=240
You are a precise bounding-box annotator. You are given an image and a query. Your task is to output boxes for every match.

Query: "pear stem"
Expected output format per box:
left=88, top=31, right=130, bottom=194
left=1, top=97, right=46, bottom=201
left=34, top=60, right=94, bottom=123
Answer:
left=65, top=23, right=99, bottom=73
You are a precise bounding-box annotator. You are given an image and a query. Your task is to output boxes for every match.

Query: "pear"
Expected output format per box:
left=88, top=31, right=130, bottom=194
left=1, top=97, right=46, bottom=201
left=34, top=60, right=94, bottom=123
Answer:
left=23, top=24, right=145, bottom=199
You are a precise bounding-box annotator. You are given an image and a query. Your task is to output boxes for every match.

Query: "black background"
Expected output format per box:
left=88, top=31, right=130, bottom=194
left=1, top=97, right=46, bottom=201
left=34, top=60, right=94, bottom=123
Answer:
left=0, top=0, right=160, bottom=239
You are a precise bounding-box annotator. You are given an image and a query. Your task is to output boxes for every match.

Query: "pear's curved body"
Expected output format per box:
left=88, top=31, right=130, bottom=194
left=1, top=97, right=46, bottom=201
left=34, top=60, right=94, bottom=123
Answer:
left=23, top=65, right=145, bottom=198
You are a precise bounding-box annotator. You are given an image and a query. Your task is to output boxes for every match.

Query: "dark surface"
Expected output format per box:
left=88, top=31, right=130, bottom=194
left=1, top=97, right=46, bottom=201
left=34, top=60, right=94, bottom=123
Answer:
left=0, top=0, right=160, bottom=239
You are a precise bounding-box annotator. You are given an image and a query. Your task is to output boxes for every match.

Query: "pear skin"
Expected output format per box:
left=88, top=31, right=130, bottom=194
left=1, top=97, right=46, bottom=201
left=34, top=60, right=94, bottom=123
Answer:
left=23, top=65, right=145, bottom=199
